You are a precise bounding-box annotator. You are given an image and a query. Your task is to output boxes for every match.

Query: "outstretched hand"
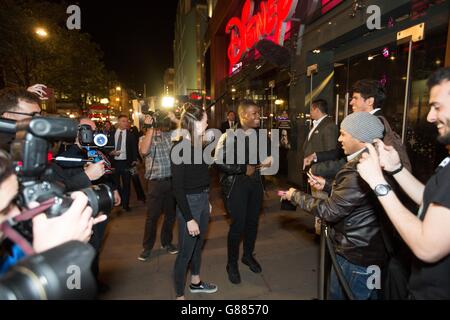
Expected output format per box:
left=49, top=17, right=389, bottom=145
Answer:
left=27, top=84, right=47, bottom=98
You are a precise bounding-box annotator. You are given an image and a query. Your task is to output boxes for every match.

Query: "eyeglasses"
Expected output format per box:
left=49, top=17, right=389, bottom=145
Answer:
left=1, top=110, right=42, bottom=117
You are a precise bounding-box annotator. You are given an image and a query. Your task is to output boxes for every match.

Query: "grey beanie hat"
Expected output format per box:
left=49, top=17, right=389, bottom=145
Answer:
left=341, top=112, right=384, bottom=143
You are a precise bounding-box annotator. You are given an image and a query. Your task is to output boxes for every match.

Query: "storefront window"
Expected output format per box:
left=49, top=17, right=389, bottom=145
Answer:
left=334, top=21, right=448, bottom=182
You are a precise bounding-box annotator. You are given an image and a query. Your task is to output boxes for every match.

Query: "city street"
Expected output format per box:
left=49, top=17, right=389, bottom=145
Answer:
left=98, top=173, right=319, bottom=300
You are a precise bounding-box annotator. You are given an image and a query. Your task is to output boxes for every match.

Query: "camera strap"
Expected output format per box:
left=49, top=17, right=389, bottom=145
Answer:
left=0, top=198, right=56, bottom=256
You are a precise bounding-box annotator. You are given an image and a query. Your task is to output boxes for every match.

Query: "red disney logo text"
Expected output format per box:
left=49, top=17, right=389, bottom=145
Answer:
left=225, top=0, right=298, bottom=66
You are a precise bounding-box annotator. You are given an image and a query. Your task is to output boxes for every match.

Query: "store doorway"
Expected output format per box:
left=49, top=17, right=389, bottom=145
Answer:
left=332, top=25, right=448, bottom=181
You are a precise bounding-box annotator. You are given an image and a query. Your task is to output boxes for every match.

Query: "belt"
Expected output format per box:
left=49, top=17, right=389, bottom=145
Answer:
left=149, top=177, right=171, bottom=182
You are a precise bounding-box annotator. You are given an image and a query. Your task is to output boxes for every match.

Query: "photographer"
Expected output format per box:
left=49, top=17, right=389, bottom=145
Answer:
left=57, top=117, right=121, bottom=204
left=0, top=87, right=96, bottom=192
left=137, top=111, right=179, bottom=261
left=0, top=87, right=42, bottom=150
left=0, top=150, right=106, bottom=274
left=57, top=117, right=120, bottom=292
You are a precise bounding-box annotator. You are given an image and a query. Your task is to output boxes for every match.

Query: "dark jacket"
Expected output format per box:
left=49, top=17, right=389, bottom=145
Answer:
left=56, top=144, right=117, bottom=192
left=291, top=155, right=387, bottom=267
left=303, top=116, right=342, bottom=178
left=214, top=129, right=268, bottom=199
left=220, top=120, right=239, bottom=133
left=112, top=129, right=138, bottom=165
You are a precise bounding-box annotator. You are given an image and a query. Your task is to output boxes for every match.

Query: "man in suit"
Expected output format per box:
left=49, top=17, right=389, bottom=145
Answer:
left=303, top=99, right=341, bottom=235
left=304, top=80, right=386, bottom=168
left=303, top=99, right=341, bottom=180
left=221, top=111, right=238, bottom=133
left=111, top=115, right=138, bottom=211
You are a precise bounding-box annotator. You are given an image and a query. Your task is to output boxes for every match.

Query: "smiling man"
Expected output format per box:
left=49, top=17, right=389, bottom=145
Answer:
left=214, top=100, right=268, bottom=285
left=357, top=67, right=450, bottom=300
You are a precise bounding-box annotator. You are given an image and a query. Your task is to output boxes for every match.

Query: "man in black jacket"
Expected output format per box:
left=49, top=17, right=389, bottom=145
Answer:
left=220, top=111, right=238, bottom=133
left=110, top=115, right=138, bottom=211
left=57, top=117, right=121, bottom=293
left=214, top=100, right=271, bottom=285
left=283, top=112, right=387, bottom=299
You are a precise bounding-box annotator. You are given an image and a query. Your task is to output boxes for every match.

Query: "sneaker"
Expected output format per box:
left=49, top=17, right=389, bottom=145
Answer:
left=242, top=256, right=262, bottom=273
left=189, top=281, right=218, bottom=294
left=161, top=244, right=179, bottom=254
left=226, top=264, right=241, bottom=284
left=137, top=249, right=151, bottom=261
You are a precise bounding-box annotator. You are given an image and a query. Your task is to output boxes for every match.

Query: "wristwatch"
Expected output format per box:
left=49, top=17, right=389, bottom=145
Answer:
left=373, top=184, right=392, bottom=197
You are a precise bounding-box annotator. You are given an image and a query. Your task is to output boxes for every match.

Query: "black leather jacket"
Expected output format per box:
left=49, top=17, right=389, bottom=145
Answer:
left=291, top=156, right=387, bottom=267
left=214, top=130, right=266, bottom=198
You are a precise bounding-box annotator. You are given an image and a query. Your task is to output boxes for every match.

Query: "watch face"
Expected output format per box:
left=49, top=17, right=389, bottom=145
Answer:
left=375, top=184, right=391, bottom=196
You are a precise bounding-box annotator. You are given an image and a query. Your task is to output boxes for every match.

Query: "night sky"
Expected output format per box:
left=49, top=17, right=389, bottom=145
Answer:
left=77, top=0, right=178, bottom=96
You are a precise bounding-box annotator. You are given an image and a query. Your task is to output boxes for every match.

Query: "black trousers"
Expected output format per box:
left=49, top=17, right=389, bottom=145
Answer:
left=142, top=180, right=176, bottom=250
left=174, top=192, right=210, bottom=297
left=226, top=176, right=263, bottom=265
left=114, top=160, right=131, bottom=209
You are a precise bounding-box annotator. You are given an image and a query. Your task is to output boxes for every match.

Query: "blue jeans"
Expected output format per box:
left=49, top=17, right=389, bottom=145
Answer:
left=328, top=255, right=379, bottom=300
left=173, top=191, right=210, bottom=297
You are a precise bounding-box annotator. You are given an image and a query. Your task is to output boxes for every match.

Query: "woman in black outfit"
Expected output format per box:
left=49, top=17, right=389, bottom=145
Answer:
left=171, top=104, right=217, bottom=300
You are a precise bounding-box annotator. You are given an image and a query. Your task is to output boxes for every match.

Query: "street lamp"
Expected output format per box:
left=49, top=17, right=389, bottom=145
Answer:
left=35, top=27, right=48, bottom=38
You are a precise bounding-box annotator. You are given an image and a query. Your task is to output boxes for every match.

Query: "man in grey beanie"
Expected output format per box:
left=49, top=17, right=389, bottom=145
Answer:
left=281, top=112, right=387, bottom=300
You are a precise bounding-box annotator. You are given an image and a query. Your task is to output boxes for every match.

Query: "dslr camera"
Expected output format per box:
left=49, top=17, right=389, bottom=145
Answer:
left=2, top=116, right=114, bottom=218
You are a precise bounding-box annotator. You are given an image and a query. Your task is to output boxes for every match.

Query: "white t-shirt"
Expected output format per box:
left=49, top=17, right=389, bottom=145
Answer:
left=114, top=129, right=127, bottom=160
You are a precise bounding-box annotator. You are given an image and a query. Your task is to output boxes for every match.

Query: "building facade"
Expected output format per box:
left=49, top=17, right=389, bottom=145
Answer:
left=163, top=68, right=175, bottom=95
left=205, top=0, right=450, bottom=184
left=174, top=0, right=208, bottom=96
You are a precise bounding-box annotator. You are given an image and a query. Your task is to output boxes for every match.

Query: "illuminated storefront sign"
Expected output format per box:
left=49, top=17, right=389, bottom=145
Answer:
left=225, top=0, right=298, bottom=66
left=321, top=0, right=343, bottom=14
left=225, top=0, right=343, bottom=67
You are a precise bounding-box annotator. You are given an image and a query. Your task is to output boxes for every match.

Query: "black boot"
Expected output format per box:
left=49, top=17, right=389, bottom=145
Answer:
left=226, top=263, right=241, bottom=284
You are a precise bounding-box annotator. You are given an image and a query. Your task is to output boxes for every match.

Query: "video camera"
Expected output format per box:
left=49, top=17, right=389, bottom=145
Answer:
left=0, top=116, right=114, bottom=218
left=78, top=124, right=109, bottom=148
left=77, top=124, right=113, bottom=173
left=142, top=110, right=170, bottom=129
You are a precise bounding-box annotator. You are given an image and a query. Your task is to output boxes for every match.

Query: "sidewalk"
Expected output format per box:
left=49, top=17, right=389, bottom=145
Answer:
left=98, top=175, right=319, bottom=300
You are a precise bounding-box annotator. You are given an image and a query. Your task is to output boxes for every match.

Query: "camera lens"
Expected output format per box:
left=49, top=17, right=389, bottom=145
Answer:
left=81, top=184, right=114, bottom=217
left=0, top=241, right=96, bottom=300
left=93, top=133, right=108, bottom=147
